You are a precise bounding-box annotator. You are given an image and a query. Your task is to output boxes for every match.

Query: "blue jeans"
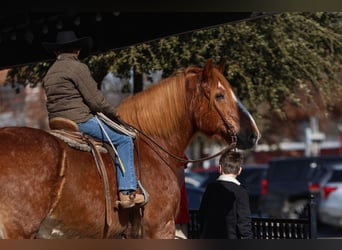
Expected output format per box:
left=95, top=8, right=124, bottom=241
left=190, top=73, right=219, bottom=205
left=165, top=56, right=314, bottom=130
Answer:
left=78, top=116, right=137, bottom=191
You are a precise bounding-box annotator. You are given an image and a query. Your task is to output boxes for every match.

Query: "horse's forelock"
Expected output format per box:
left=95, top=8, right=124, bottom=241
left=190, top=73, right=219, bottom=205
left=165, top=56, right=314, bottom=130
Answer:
left=214, top=68, right=238, bottom=109
left=184, top=65, right=230, bottom=108
left=205, top=67, right=228, bottom=108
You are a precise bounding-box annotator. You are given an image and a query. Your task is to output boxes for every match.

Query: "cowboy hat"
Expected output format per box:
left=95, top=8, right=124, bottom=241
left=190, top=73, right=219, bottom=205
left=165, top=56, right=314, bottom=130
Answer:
left=42, top=30, right=93, bottom=58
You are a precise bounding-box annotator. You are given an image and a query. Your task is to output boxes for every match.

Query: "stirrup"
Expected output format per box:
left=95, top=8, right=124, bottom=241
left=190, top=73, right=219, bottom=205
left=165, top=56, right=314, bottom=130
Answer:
left=117, top=200, right=135, bottom=209
left=137, top=180, right=149, bottom=206
left=116, top=192, right=145, bottom=209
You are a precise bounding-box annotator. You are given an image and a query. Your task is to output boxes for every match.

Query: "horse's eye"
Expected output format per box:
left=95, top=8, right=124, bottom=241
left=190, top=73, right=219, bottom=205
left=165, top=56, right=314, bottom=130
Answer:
left=215, top=93, right=225, bottom=101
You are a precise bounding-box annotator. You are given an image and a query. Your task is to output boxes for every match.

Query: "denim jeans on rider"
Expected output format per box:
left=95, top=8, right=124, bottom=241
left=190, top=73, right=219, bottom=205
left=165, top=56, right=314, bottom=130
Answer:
left=77, top=116, right=137, bottom=191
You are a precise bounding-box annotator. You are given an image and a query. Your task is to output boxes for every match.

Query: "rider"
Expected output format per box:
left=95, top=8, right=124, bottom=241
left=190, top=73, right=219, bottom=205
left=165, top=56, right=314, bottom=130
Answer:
left=42, top=30, right=146, bottom=209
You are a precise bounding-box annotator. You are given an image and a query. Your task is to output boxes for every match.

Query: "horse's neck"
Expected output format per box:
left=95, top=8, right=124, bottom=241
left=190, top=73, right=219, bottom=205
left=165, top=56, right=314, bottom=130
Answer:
left=117, top=74, right=199, bottom=156
left=161, top=123, right=193, bottom=152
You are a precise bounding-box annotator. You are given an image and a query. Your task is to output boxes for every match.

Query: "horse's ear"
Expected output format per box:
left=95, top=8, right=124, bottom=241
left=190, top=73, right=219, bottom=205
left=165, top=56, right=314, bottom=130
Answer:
left=204, top=58, right=213, bottom=71
left=202, top=58, right=215, bottom=109
left=217, top=60, right=226, bottom=73
left=202, top=58, right=214, bottom=81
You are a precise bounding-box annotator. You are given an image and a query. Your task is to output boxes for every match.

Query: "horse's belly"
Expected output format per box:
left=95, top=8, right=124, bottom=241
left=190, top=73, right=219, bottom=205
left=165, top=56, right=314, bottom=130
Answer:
left=35, top=148, right=134, bottom=239
left=36, top=214, right=127, bottom=239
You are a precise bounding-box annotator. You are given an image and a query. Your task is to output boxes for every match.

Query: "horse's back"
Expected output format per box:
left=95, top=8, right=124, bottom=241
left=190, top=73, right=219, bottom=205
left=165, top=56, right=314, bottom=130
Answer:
left=0, top=127, right=64, bottom=238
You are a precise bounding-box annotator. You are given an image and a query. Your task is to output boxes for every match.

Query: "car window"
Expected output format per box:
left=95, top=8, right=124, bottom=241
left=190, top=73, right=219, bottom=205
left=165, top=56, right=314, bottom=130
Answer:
left=268, top=161, right=312, bottom=181
left=238, top=169, right=265, bottom=185
left=197, top=171, right=219, bottom=187
left=185, top=172, right=209, bottom=188
left=329, top=169, right=342, bottom=182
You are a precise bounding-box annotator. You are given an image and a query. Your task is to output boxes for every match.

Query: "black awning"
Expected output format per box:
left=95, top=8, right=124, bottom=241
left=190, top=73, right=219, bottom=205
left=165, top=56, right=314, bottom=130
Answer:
left=0, top=12, right=268, bottom=69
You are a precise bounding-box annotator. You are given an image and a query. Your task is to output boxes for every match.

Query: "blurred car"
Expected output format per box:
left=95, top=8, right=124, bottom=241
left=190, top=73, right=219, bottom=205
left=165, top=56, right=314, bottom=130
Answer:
left=185, top=185, right=205, bottom=210
left=260, top=155, right=342, bottom=219
left=318, top=163, right=342, bottom=228
left=187, top=166, right=220, bottom=187
left=185, top=168, right=217, bottom=210
left=185, top=171, right=210, bottom=188
left=237, top=164, right=268, bottom=216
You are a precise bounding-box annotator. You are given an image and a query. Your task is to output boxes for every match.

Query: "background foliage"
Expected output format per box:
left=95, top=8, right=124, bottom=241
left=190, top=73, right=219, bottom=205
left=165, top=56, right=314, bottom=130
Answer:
left=8, top=12, right=342, bottom=138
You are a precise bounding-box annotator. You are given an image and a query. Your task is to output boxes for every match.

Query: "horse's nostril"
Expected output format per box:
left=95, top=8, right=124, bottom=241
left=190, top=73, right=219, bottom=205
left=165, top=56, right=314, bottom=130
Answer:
left=250, top=132, right=259, bottom=144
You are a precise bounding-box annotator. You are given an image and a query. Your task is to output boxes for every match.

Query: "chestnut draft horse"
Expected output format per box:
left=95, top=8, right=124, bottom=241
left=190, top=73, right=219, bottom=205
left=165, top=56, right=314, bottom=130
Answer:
left=0, top=58, right=260, bottom=239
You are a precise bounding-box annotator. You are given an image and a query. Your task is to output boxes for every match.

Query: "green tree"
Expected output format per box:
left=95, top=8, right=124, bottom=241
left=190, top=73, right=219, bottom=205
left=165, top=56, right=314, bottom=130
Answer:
left=8, top=12, right=342, bottom=123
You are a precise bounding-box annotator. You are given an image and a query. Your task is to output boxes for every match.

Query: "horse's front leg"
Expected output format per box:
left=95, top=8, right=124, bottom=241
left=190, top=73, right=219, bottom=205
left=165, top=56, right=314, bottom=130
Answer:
left=145, top=217, right=175, bottom=239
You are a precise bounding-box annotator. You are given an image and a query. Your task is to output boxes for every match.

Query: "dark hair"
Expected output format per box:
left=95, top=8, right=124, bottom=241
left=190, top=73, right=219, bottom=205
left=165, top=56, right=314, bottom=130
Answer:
left=219, top=150, right=243, bottom=175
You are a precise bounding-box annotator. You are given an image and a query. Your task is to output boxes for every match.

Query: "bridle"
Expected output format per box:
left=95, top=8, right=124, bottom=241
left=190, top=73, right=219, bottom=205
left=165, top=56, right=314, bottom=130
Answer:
left=201, top=82, right=238, bottom=150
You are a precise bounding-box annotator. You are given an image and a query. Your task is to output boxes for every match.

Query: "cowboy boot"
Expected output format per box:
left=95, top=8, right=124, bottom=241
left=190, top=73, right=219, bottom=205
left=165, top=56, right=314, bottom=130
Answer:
left=119, top=191, right=146, bottom=209
left=130, top=191, right=145, bottom=205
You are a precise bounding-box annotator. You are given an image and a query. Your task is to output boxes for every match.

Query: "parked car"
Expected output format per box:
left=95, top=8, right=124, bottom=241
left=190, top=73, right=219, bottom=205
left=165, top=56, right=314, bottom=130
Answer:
left=187, top=166, right=220, bottom=188
left=185, top=171, right=211, bottom=188
left=237, top=164, right=268, bottom=216
left=185, top=185, right=205, bottom=210
left=318, top=163, right=342, bottom=228
left=260, top=155, right=342, bottom=219
left=184, top=169, right=213, bottom=210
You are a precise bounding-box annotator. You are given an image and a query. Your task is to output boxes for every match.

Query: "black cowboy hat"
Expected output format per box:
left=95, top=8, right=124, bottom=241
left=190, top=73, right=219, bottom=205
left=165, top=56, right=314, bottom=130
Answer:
left=42, top=30, right=93, bottom=58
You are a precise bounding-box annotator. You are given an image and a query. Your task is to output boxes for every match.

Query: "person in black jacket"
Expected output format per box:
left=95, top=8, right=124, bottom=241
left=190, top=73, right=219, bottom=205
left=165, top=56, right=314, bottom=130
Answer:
left=199, top=150, right=253, bottom=239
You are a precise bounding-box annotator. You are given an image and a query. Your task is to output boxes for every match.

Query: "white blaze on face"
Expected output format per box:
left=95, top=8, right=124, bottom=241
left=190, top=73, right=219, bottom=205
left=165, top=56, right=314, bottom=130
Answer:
left=218, top=81, right=259, bottom=136
left=217, top=81, right=225, bottom=90
left=231, top=88, right=259, bottom=136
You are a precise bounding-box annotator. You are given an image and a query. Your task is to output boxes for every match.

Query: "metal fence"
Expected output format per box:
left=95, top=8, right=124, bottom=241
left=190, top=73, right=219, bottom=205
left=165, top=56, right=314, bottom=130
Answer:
left=188, top=194, right=317, bottom=239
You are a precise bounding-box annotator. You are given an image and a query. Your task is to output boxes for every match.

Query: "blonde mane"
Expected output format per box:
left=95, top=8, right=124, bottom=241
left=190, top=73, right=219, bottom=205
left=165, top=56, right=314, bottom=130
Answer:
left=117, top=69, right=190, bottom=138
left=116, top=65, right=231, bottom=138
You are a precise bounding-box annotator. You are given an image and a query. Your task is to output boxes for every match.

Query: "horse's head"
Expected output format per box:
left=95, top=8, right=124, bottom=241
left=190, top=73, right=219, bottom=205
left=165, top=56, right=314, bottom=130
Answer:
left=188, top=58, right=260, bottom=149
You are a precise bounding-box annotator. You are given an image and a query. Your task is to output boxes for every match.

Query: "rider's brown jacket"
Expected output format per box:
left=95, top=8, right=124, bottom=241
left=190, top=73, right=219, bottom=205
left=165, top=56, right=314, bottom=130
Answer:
left=43, top=53, right=116, bottom=123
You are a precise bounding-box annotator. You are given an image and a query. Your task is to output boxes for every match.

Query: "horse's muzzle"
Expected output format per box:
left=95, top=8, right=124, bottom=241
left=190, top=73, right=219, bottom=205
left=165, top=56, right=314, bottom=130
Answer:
left=236, top=131, right=260, bottom=149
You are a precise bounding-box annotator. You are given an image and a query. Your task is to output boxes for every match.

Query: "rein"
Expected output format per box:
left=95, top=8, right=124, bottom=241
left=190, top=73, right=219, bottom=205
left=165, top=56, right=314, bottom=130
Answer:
left=133, top=124, right=235, bottom=164
left=201, top=85, right=238, bottom=147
